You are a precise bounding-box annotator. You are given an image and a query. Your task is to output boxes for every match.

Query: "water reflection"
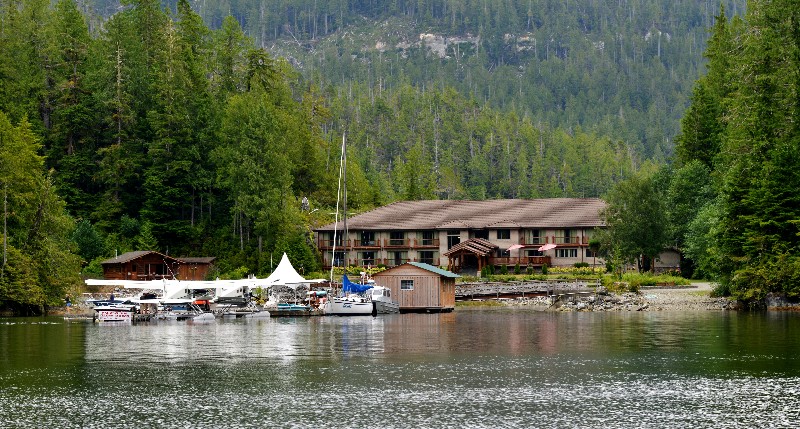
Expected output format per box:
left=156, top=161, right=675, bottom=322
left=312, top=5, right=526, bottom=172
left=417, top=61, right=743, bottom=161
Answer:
left=1, top=311, right=799, bottom=428
left=82, top=316, right=390, bottom=363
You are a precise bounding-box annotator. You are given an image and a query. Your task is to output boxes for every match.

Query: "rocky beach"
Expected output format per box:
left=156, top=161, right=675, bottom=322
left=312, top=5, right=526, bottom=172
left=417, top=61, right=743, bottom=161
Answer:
left=553, top=282, right=736, bottom=311
left=460, top=282, right=740, bottom=312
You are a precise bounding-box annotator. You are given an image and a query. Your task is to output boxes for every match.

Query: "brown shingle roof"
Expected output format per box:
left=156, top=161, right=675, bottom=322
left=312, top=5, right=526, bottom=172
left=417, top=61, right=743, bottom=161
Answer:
left=178, top=257, right=216, bottom=264
left=315, top=198, right=606, bottom=231
left=442, top=238, right=498, bottom=257
left=101, top=251, right=215, bottom=265
left=100, top=251, right=159, bottom=264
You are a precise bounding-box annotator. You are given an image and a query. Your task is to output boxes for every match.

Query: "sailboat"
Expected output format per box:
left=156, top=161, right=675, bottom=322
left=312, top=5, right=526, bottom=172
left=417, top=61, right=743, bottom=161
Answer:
left=325, top=274, right=376, bottom=316
left=321, top=134, right=383, bottom=316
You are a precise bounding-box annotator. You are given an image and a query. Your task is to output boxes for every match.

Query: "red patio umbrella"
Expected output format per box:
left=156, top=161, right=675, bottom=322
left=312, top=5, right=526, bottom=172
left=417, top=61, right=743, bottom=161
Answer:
left=538, top=243, right=557, bottom=251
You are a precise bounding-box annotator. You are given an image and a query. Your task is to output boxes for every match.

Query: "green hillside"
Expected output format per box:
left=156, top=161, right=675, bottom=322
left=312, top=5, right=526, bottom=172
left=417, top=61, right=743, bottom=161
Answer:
left=11, top=0, right=791, bottom=312
left=87, top=0, right=745, bottom=159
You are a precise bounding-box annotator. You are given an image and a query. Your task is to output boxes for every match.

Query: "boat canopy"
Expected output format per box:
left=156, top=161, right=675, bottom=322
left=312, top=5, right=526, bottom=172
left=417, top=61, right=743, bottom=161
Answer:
left=342, top=274, right=373, bottom=294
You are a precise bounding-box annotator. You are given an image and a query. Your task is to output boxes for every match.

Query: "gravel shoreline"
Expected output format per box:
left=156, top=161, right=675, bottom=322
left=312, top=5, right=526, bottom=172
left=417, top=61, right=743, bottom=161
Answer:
left=468, top=282, right=738, bottom=312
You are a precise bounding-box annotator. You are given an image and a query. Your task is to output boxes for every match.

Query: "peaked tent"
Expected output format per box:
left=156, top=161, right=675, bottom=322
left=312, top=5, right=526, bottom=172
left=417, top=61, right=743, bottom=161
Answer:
left=264, top=253, right=310, bottom=289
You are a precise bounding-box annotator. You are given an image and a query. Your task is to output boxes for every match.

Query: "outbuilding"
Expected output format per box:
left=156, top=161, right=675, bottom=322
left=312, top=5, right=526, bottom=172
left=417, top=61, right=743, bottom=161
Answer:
left=372, top=262, right=460, bottom=313
left=100, top=251, right=215, bottom=281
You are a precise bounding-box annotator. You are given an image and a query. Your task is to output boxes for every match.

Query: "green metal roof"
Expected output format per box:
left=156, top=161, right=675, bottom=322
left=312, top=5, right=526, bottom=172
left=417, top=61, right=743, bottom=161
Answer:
left=407, top=262, right=461, bottom=278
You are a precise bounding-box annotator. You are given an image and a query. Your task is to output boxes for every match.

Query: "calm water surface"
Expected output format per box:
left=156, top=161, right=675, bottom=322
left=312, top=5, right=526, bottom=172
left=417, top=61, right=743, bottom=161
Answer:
left=1, top=310, right=799, bottom=428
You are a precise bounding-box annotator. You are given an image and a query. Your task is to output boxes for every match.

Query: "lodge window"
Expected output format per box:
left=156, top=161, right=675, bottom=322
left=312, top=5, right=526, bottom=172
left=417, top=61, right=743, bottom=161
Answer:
left=421, top=231, right=435, bottom=246
left=389, top=231, right=405, bottom=246
left=496, top=229, right=510, bottom=240
left=330, top=231, right=343, bottom=246
left=361, top=251, right=375, bottom=266
left=447, top=231, right=460, bottom=249
left=556, top=248, right=578, bottom=258
left=527, top=229, right=542, bottom=244
left=390, top=251, right=407, bottom=266
left=331, top=251, right=346, bottom=267
left=474, top=230, right=489, bottom=240
left=401, top=280, right=414, bottom=290
left=526, top=250, right=544, bottom=257
left=557, top=229, right=576, bottom=244
left=586, top=249, right=597, bottom=258
left=419, top=251, right=435, bottom=265
left=360, top=231, right=375, bottom=246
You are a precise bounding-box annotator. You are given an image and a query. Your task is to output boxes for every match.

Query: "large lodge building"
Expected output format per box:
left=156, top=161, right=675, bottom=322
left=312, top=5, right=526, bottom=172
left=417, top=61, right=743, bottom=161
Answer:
left=314, top=198, right=610, bottom=274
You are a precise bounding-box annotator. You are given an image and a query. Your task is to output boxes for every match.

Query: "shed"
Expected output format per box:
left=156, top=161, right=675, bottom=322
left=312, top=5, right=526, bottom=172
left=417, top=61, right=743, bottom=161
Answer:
left=176, top=257, right=216, bottom=281
left=101, top=251, right=215, bottom=281
left=372, top=262, right=460, bottom=312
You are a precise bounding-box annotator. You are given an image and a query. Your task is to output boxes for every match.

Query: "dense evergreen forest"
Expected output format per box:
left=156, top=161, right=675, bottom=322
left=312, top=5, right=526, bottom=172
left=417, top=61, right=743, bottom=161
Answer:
left=0, top=0, right=797, bottom=311
left=84, top=0, right=747, bottom=161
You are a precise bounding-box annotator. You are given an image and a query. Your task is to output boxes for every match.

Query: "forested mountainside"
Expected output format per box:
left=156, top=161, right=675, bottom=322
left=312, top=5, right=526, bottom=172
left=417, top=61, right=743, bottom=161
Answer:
left=90, top=0, right=745, bottom=160
left=8, top=0, right=790, bottom=311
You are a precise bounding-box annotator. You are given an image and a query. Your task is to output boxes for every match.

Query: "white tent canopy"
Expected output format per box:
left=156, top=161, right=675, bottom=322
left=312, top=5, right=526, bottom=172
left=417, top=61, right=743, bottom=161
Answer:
left=264, top=253, right=313, bottom=289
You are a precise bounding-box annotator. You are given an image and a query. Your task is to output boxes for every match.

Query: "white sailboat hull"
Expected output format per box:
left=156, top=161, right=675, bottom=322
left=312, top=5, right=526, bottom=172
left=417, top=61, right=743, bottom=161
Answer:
left=324, top=298, right=374, bottom=316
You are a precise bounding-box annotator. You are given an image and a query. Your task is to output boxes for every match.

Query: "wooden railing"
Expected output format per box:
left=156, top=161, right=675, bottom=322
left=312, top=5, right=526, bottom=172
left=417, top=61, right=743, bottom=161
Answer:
left=520, top=237, right=546, bottom=245
left=318, top=239, right=349, bottom=250
left=413, top=238, right=440, bottom=248
left=488, top=256, right=551, bottom=266
left=353, top=239, right=380, bottom=248
left=383, top=238, right=412, bottom=248
left=321, top=257, right=441, bottom=270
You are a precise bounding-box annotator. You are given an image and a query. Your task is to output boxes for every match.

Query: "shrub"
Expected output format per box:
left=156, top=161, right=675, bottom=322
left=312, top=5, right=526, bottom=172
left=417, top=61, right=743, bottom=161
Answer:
left=541, top=264, right=548, bottom=275
left=500, top=265, right=508, bottom=275
left=514, top=263, right=521, bottom=274
left=574, top=262, right=590, bottom=268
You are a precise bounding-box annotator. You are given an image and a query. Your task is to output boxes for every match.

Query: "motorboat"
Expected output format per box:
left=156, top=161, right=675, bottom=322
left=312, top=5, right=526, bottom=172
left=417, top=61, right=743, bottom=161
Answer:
left=370, top=285, right=400, bottom=314
left=219, top=300, right=270, bottom=319
left=154, top=300, right=214, bottom=322
left=93, top=303, right=137, bottom=323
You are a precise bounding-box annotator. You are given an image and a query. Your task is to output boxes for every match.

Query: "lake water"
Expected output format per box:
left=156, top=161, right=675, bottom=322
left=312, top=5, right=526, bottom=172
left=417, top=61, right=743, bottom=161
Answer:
left=1, top=309, right=799, bottom=428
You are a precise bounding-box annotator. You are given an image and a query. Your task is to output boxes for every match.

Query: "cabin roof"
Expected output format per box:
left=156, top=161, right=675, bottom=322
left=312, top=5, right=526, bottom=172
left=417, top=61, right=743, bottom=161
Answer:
left=374, top=262, right=460, bottom=279
left=442, top=238, right=498, bottom=257
left=100, top=251, right=166, bottom=265
left=315, top=198, right=606, bottom=231
left=100, top=251, right=215, bottom=265
left=177, top=257, right=216, bottom=264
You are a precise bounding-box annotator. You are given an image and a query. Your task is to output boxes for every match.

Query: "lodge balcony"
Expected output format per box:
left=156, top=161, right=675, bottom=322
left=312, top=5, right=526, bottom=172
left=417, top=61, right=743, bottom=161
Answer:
left=322, top=257, right=442, bottom=270
left=318, top=239, right=349, bottom=250
left=488, top=256, right=552, bottom=267
left=519, top=236, right=589, bottom=246
left=353, top=239, right=381, bottom=249
left=318, top=238, right=440, bottom=250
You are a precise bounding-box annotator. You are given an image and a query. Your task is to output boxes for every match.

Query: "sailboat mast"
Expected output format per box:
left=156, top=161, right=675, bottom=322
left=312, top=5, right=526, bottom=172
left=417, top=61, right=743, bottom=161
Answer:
left=329, top=133, right=347, bottom=284
left=342, top=133, right=348, bottom=259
